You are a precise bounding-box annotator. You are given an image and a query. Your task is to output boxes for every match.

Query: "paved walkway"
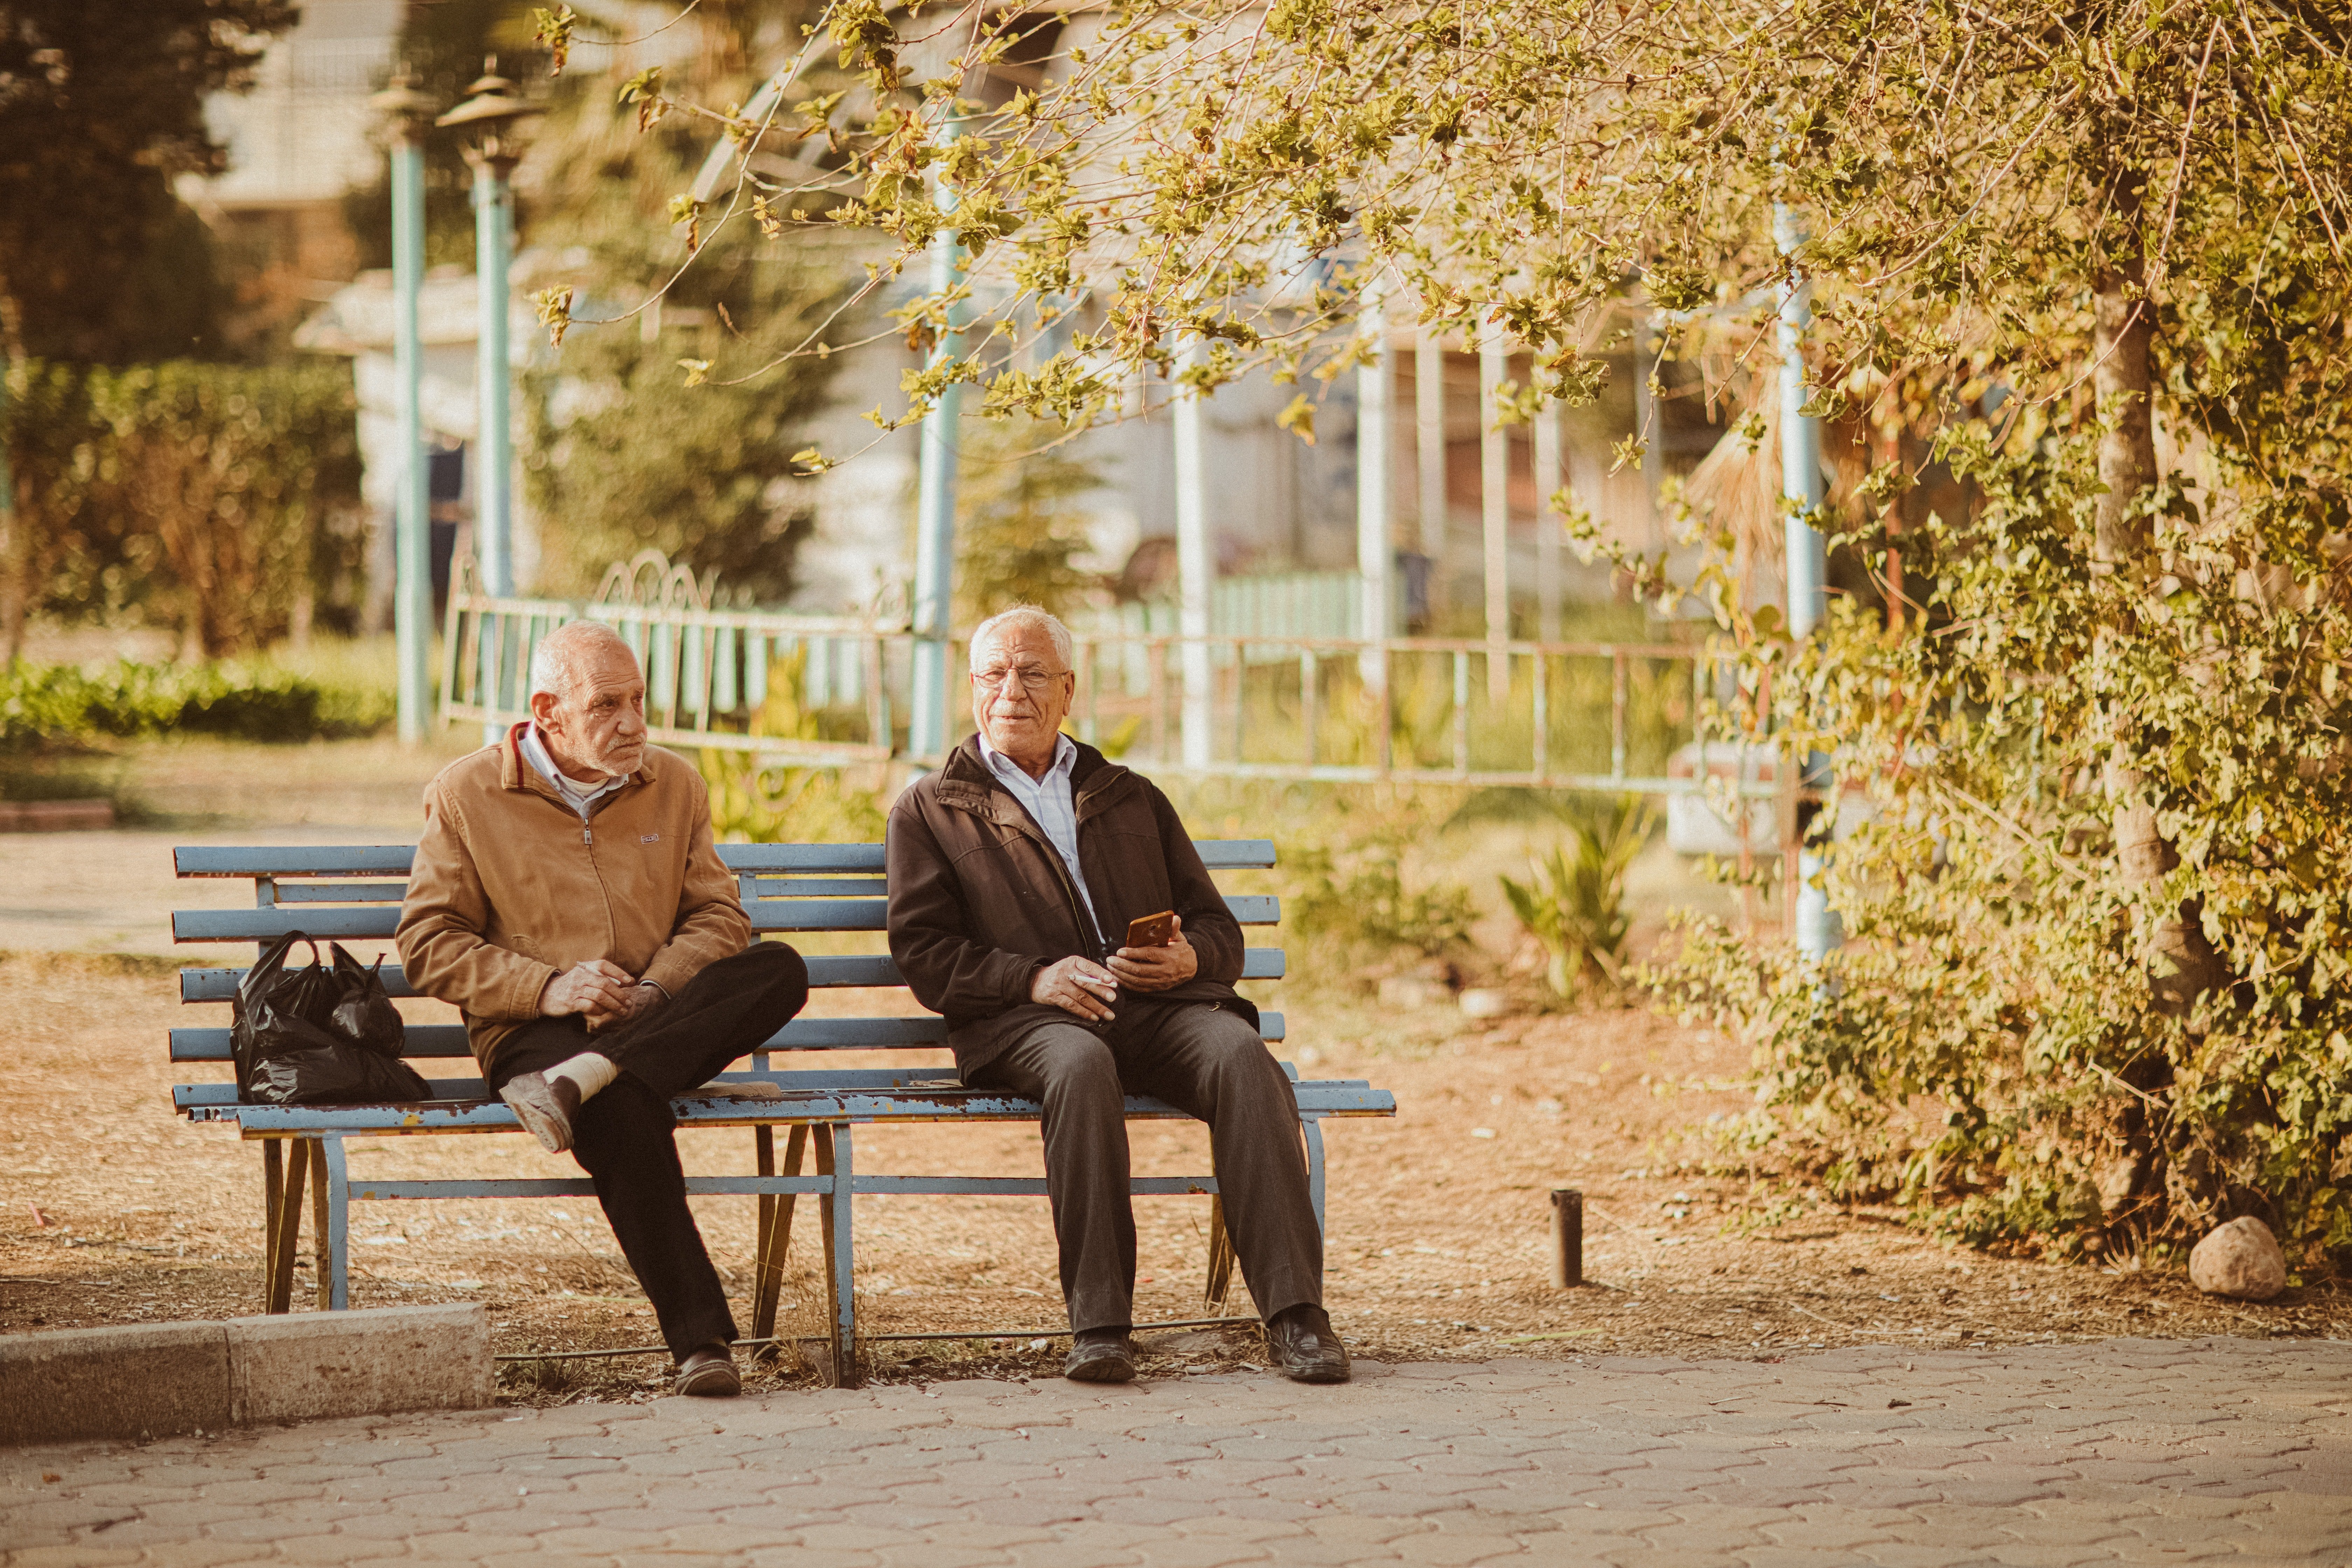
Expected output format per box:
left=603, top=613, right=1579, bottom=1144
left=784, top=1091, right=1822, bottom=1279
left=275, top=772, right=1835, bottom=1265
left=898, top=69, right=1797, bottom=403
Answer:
left=4, top=1338, right=2348, bottom=1566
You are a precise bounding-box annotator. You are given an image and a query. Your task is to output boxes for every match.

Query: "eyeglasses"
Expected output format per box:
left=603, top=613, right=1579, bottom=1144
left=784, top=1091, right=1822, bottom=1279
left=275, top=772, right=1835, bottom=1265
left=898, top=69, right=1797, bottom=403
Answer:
left=970, top=664, right=1070, bottom=693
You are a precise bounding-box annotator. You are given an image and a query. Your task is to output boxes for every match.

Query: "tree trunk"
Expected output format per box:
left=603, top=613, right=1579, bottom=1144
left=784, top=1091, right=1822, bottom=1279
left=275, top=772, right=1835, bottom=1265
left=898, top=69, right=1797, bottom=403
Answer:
left=0, top=286, right=23, bottom=663
left=2093, top=166, right=2225, bottom=1020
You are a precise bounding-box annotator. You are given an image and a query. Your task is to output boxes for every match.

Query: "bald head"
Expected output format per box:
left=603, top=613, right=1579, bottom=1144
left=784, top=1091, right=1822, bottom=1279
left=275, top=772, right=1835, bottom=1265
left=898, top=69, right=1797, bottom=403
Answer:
left=528, top=621, right=648, bottom=779
left=530, top=620, right=634, bottom=704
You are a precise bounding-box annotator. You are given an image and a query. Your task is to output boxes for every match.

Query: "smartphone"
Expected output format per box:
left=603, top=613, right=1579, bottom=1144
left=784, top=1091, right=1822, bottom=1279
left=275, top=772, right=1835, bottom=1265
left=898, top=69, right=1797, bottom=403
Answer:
left=1124, top=909, right=1176, bottom=949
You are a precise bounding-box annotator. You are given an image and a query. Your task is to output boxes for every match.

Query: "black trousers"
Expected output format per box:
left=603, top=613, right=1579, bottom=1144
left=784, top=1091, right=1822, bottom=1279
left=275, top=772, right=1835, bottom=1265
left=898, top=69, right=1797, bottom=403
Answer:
left=967, top=999, right=1322, bottom=1334
left=486, top=941, right=809, bottom=1360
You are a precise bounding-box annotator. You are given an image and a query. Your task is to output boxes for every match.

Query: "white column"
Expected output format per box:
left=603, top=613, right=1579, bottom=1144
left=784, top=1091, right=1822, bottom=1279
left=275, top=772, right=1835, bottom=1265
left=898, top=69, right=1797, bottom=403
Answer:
left=391, top=134, right=430, bottom=744
left=1173, top=336, right=1213, bottom=768
left=908, top=120, right=965, bottom=762
left=1478, top=316, right=1510, bottom=701
left=1534, top=396, right=1562, bottom=643
left=1355, top=281, right=1391, bottom=689
left=1634, top=306, right=1665, bottom=552
left=1415, top=321, right=1446, bottom=628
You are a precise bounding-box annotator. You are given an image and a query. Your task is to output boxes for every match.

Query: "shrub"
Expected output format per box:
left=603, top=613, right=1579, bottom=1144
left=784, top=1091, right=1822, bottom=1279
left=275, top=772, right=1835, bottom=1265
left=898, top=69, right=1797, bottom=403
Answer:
left=0, top=659, right=385, bottom=755
left=1652, top=374, right=2352, bottom=1269
left=1286, top=825, right=1477, bottom=963
left=1501, top=796, right=1655, bottom=998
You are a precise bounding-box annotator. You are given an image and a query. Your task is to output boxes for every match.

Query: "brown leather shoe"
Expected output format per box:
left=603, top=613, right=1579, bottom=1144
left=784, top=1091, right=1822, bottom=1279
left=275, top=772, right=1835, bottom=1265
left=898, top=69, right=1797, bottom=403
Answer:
left=499, top=1071, right=581, bottom=1154
left=675, top=1343, right=741, bottom=1397
left=1063, top=1328, right=1136, bottom=1383
left=1266, top=1304, right=1350, bottom=1384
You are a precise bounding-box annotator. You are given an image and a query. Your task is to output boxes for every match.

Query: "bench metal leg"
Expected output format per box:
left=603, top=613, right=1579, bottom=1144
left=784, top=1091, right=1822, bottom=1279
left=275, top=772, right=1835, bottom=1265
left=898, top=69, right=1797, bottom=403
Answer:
left=1203, top=1197, right=1236, bottom=1311
left=263, top=1138, right=307, bottom=1314
left=1303, top=1117, right=1327, bottom=1238
left=812, top=1123, right=856, bottom=1387
left=320, top=1136, right=350, bottom=1310
left=309, top=1141, right=332, bottom=1310
left=751, top=1125, right=808, bottom=1343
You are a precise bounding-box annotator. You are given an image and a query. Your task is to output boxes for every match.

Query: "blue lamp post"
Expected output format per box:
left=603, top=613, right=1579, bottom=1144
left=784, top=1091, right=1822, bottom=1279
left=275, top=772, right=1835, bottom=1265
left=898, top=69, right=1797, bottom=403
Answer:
left=437, top=63, right=543, bottom=605
left=439, top=64, right=544, bottom=740
left=1775, top=203, right=1841, bottom=964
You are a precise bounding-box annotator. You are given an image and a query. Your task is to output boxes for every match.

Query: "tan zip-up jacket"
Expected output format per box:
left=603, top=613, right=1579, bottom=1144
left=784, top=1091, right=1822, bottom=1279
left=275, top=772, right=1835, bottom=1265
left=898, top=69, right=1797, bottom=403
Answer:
left=396, top=723, right=751, bottom=1072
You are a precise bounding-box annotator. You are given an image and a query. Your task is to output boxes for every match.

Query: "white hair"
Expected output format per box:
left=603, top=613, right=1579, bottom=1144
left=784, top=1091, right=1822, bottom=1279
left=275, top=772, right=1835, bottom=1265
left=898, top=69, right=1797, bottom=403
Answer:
left=969, top=606, right=1074, bottom=670
left=530, top=620, right=635, bottom=702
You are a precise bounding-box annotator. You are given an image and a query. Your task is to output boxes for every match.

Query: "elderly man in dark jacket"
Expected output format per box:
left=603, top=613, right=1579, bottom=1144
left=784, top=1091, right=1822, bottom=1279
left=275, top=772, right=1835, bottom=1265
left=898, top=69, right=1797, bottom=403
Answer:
left=887, top=606, right=1347, bottom=1384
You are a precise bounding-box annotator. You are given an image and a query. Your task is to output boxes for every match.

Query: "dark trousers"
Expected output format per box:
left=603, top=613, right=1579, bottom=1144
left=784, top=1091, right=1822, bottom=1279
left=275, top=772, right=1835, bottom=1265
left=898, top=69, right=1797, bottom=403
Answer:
left=967, top=999, right=1321, bottom=1333
left=486, top=941, right=809, bottom=1360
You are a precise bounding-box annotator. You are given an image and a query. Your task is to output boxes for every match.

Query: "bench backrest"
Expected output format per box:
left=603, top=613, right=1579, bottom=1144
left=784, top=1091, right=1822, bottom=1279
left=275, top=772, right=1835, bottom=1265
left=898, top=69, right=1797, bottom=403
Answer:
left=170, top=841, right=1286, bottom=1077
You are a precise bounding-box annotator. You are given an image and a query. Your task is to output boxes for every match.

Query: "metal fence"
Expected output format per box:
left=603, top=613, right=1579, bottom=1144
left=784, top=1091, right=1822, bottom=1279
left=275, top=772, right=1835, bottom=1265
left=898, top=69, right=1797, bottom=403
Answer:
left=441, top=552, right=1772, bottom=798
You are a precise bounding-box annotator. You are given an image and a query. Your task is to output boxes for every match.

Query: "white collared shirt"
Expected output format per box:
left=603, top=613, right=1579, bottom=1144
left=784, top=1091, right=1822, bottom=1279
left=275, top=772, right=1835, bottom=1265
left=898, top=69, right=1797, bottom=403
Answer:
left=518, top=724, right=626, bottom=823
left=977, top=731, right=1102, bottom=943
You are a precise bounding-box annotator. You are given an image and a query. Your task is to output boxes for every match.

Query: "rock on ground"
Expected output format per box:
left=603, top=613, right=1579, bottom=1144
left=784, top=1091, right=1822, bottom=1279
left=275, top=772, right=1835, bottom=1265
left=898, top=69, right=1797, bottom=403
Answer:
left=2190, top=1214, right=2288, bottom=1300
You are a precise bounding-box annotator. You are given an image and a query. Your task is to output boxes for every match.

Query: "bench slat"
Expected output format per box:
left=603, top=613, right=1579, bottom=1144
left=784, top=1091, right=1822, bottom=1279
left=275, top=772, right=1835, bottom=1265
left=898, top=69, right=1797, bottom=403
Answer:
left=176, top=839, right=1279, bottom=880
left=740, top=877, right=886, bottom=897
left=176, top=1060, right=1357, bottom=1107
left=174, top=892, right=1281, bottom=943
left=177, top=950, right=1285, bottom=1004
left=339, top=1176, right=1236, bottom=1200
left=167, top=1010, right=1286, bottom=1063
left=268, top=882, right=411, bottom=905
left=195, top=1079, right=1396, bottom=1132
left=175, top=845, right=418, bottom=877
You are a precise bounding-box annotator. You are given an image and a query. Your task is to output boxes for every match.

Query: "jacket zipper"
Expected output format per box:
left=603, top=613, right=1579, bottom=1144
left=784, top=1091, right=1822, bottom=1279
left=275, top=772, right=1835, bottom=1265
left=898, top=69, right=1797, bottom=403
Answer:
left=973, top=791, right=1104, bottom=962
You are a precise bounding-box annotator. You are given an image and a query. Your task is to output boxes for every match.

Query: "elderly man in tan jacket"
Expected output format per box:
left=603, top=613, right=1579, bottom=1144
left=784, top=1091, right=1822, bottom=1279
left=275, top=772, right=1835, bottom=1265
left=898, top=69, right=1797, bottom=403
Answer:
left=397, top=620, right=807, bottom=1396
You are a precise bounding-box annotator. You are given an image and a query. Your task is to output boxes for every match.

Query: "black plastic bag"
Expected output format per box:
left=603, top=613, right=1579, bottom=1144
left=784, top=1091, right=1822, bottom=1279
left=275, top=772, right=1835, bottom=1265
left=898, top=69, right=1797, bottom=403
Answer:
left=233, top=929, right=432, bottom=1105
left=330, top=946, right=406, bottom=1057
left=246, top=1045, right=432, bottom=1106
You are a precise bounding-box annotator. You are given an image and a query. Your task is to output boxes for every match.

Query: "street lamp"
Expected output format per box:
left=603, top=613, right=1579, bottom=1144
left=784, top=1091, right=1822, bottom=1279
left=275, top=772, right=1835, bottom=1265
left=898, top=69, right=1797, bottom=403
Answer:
left=371, top=68, right=439, bottom=745
left=439, top=62, right=544, bottom=741
left=438, top=62, right=544, bottom=607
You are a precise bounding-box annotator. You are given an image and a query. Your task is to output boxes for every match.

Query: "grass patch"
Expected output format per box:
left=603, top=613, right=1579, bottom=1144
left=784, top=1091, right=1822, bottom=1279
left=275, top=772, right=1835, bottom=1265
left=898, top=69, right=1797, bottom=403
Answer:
left=0, top=950, right=189, bottom=980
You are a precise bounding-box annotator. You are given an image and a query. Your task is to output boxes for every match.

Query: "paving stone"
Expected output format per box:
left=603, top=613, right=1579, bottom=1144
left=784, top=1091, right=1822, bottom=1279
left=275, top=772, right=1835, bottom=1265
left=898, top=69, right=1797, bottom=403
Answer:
left=2, top=1340, right=2347, bottom=1565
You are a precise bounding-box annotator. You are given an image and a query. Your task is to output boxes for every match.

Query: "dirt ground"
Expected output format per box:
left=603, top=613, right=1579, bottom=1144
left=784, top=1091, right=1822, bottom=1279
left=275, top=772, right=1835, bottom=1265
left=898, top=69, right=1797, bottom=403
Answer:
left=2, top=732, right=2340, bottom=1402
left=4, top=946, right=2340, bottom=1405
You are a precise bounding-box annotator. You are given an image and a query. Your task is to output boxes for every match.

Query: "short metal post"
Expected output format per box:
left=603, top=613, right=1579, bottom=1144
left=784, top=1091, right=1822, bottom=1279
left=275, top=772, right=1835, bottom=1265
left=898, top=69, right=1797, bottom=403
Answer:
left=1549, top=1188, right=1583, bottom=1288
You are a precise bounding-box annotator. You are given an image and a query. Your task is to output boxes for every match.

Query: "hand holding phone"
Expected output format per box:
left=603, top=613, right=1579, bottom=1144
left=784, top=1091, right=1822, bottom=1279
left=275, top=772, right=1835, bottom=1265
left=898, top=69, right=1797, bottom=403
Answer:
left=1109, top=911, right=1196, bottom=992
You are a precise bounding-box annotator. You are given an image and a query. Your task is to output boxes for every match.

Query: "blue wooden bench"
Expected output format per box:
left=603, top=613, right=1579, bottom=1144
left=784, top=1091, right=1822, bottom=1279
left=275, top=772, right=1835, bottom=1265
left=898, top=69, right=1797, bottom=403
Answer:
left=170, top=840, right=1395, bottom=1385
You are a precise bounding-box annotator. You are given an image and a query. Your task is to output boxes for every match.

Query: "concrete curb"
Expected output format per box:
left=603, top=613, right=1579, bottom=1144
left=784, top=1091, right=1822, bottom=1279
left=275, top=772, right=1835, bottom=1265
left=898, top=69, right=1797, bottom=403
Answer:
left=0, top=1303, right=492, bottom=1447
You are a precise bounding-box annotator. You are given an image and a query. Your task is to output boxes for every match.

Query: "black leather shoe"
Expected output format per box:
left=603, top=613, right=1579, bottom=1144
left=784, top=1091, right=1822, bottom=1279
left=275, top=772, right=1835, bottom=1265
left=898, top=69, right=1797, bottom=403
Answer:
left=499, top=1071, right=582, bottom=1154
left=1266, top=1304, right=1350, bottom=1384
left=676, top=1342, right=741, bottom=1397
left=1063, top=1328, right=1137, bottom=1383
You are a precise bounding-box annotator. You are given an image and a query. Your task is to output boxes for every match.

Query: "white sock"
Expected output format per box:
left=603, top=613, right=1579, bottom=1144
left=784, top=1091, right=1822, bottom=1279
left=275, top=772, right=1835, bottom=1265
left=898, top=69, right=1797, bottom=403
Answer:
left=548, top=1053, right=618, bottom=1104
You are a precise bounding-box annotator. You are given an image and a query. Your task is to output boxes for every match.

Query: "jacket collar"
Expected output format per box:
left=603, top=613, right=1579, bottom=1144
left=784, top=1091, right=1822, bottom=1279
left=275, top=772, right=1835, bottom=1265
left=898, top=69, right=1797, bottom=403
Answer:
left=498, top=721, right=658, bottom=797
left=936, top=732, right=1130, bottom=821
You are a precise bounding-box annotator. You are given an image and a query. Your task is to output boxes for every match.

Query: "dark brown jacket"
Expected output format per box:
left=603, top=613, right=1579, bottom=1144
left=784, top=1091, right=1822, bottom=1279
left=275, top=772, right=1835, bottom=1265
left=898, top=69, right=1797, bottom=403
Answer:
left=887, top=735, right=1251, bottom=1077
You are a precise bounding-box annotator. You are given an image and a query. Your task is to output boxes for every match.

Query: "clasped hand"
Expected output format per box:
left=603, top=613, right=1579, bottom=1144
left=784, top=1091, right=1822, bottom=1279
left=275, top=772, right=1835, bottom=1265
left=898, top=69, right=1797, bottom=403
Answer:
left=540, top=959, right=663, bottom=1032
left=1030, top=916, right=1198, bottom=1022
